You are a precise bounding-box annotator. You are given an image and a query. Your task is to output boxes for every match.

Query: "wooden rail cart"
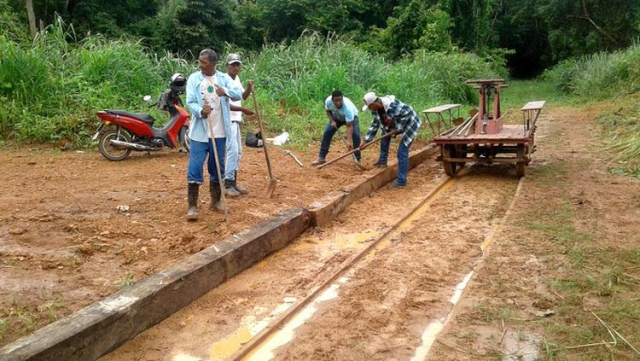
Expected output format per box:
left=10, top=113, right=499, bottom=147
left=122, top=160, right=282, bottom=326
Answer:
left=430, top=79, right=545, bottom=177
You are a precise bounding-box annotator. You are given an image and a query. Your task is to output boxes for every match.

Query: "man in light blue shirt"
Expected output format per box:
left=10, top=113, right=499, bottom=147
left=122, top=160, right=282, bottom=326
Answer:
left=311, top=90, right=362, bottom=166
left=185, top=49, right=242, bottom=221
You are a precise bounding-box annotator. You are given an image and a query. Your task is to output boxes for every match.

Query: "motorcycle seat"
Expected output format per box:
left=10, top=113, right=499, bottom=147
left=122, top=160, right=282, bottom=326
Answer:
left=106, top=110, right=155, bottom=125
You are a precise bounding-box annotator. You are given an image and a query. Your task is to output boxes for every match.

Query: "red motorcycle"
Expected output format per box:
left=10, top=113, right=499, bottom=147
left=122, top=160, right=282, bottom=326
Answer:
left=93, top=73, right=191, bottom=161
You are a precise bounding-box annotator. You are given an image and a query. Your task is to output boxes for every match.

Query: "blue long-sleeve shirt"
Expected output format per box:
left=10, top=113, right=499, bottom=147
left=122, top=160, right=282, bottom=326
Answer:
left=186, top=70, right=242, bottom=143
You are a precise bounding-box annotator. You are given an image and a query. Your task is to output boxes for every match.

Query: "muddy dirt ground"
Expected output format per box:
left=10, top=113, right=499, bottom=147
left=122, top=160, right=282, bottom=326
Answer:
left=103, top=106, right=640, bottom=361
left=101, top=156, right=451, bottom=361
left=3, top=104, right=639, bottom=361
left=0, top=138, right=416, bottom=346
left=427, top=107, right=640, bottom=360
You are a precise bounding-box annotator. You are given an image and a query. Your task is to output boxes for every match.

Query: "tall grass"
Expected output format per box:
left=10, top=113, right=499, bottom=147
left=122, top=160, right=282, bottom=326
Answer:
left=1, top=25, right=502, bottom=146
left=543, top=43, right=640, bottom=177
left=0, top=18, right=190, bottom=144
left=596, top=94, right=640, bottom=177
left=241, top=33, right=502, bottom=145
left=543, top=42, right=640, bottom=99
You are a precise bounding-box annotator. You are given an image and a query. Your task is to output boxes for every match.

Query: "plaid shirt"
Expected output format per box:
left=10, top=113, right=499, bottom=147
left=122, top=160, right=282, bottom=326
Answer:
left=365, top=99, right=422, bottom=147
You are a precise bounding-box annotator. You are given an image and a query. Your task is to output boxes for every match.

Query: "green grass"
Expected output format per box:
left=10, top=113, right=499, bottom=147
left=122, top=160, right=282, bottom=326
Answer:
left=500, top=80, right=571, bottom=111
left=0, top=292, right=66, bottom=345
left=0, top=17, right=190, bottom=146
left=543, top=44, right=640, bottom=178
left=595, top=93, right=640, bottom=177
left=117, top=272, right=136, bottom=289
left=237, top=33, right=503, bottom=147
left=521, top=160, right=640, bottom=360
left=543, top=42, right=640, bottom=99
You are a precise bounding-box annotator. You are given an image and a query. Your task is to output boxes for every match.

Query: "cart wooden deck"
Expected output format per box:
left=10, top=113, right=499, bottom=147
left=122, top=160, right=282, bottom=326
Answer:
left=431, top=89, right=545, bottom=177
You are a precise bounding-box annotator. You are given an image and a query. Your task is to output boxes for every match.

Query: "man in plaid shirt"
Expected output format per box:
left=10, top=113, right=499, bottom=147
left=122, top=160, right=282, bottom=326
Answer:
left=360, top=92, right=422, bottom=188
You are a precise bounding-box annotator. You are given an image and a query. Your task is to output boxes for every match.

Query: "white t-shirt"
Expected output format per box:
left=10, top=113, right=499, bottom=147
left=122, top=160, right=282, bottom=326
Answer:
left=229, top=75, right=245, bottom=122
left=201, top=75, right=225, bottom=138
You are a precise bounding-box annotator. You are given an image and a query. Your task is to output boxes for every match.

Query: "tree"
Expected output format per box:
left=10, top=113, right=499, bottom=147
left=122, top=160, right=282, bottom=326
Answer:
left=25, top=0, right=36, bottom=39
left=376, top=0, right=454, bottom=58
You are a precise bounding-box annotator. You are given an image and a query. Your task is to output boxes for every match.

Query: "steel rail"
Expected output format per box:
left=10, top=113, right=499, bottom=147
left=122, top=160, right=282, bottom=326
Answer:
left=230, top=167, right=464, bottom=361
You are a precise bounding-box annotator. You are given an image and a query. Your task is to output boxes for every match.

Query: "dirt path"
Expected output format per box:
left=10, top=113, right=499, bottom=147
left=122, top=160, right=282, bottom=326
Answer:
left=100, top=158, right=446, bottom=361
left=103, top=104, right=639, bottom=361
left=256, top=166, right=519, bottom=361
left=0, top=140, right=411, bottom=346
left=427, top=106, right=640, bottom=360
left=102, top=155, right=522, bottom=360
left=3, top=103, right=638, bottom=360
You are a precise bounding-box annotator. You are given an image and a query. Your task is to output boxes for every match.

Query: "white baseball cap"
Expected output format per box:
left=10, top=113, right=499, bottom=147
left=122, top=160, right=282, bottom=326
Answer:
left=226, top=53, right=242, bottom=65
left=362, top=92, right=377, bottom=111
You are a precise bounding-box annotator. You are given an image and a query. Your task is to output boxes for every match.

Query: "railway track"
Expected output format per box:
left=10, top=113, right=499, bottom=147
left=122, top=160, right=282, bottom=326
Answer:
left=102, top=162, right=523, bottom=361
left=232, top=168, right=523, bottom=361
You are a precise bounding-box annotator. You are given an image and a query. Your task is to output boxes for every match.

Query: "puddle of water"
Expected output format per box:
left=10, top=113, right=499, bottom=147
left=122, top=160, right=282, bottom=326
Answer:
left=449, top=271, right=474, bottom=305
left=208, top=298, right=297, bottom=361
left=243, top=277, right=350, bottom=361
left=365, top=179, right=458, bottom=262
left=502, top=330, right=541, bottom=361
left=410, top=270, right=475, bottom=361
left=270, top=231, right=380, bottom=262
left=173, top=353, right=202, bottom=361
left=410, top=318, right=445, bottom=361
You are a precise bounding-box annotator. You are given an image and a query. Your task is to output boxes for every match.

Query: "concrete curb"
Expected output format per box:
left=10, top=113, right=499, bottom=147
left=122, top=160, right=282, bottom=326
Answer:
left=0, top=208, right=311, bottom=361
left=0, top=145, right=436, bottom=361
left=309, top=145, right=436, bottom=227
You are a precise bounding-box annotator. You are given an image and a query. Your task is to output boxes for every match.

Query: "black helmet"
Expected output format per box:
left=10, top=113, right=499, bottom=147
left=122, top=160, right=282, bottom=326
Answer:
left=170, top=73, right=186, bottom=93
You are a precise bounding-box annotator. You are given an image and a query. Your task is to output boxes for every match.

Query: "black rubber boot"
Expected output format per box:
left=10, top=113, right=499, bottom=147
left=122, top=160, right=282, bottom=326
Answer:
left=224, top=179, right=241, bottom=197
left=187, top=183, right=199, bottom=221
left=233, top=171, right=248, bottom=195
left=210, top=181, right=224, bottom=212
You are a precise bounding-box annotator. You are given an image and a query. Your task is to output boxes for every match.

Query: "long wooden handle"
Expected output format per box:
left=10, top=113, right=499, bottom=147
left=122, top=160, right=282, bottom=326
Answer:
left=250, top=87, right=274, bottom=180
left=317, top=132, right=394, bottom=169
left=202, top=93, right=227, bottom=217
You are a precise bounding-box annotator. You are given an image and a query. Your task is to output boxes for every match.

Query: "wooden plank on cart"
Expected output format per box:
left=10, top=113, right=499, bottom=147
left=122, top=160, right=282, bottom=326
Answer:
left=521, top=101, right=545, bottom=111
left=422, top=104, right=462, bottom=114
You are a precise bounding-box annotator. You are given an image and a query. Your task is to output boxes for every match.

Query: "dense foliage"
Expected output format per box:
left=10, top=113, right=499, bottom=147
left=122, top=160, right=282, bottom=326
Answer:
left=4, top=0, right=640, bottom=74
left=0, top=21, right=500, bottom=145
left=544, top=43, right=640, bottom=177
left=1, top=0, right=639, bottom=152
left=543, top=43, right=640, bottom=99
left=0, top=19, right=190, bottom=143
left=238, top=34, right=501, bottom=144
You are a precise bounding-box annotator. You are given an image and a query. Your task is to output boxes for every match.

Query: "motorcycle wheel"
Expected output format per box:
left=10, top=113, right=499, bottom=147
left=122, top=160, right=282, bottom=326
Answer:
left=99, top=129, right=132, bottom=161
left=180, top=126, right=190, bottom=153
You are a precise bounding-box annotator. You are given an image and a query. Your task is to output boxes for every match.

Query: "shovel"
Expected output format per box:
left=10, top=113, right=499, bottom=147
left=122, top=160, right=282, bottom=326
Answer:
left=250, top=86, right=277, bottom=198
left=336, top=127, right=367, bottom=171
left=317, top=132, right=395, bottom=169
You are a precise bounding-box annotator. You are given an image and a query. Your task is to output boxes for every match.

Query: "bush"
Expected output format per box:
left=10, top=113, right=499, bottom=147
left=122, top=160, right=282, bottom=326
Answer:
left=239, top=33, right=501, bottom=145
left=0, top=18, right=190, bottom=145
left=543, top=42, right=640, bottom=99
left=1, top=26, right=501, bottom=147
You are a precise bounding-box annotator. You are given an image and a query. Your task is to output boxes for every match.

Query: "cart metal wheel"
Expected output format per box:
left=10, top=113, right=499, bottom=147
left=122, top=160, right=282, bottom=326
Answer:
left=443, top=145, right=457, bottom=176
left=516, top=144, right=526, bottom=178
left=455, top=144, right=467, bottom=168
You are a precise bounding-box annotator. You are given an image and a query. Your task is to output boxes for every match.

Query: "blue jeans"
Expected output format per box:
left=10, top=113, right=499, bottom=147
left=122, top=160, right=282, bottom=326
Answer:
left=378, top=136, right=413, bottom=186
left=319, top=117, right=361, bottom=160
left=187, top=138, right=226, bottom=184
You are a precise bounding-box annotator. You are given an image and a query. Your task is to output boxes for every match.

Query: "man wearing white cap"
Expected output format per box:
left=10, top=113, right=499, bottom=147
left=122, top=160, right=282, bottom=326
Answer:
left=224, top=53, right=254, bottom=197
left=360, top=92, right=422, bottom=188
